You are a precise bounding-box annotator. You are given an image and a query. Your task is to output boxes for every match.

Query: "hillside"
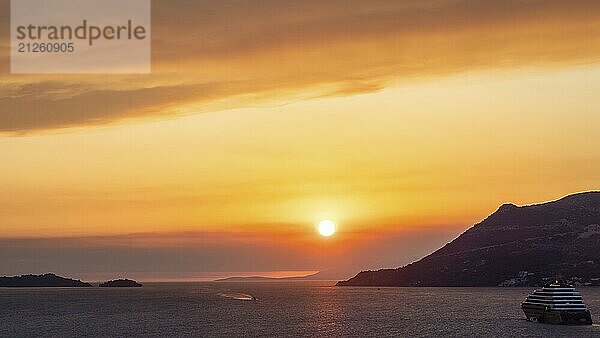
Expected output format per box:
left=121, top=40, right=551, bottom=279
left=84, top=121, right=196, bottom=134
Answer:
left=337, top=192, right=600, bottom=287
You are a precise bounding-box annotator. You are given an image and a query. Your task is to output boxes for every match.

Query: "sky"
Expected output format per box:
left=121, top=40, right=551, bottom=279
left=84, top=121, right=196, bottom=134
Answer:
left=0, top=0, right=599, bottom=281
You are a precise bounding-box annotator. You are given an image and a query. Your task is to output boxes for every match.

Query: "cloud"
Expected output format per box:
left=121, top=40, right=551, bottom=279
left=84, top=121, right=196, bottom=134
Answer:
left=0, top=81, right=240, bottom=131
left=1, top=0, right=600, bottom=133
left=0, top=227, right=461, bottom=280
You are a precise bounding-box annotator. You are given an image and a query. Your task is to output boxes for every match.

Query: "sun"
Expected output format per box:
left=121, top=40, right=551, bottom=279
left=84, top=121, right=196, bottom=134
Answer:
left=318, top=220, right=336, bottom=237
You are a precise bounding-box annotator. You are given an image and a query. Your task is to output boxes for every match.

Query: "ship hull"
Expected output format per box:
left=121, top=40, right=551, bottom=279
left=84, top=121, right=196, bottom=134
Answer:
left=522, top=306, right=593, bottom=325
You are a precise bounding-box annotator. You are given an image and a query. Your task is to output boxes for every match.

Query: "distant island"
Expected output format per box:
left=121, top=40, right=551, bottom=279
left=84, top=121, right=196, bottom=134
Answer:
left=215, top=270, right=342, bottom=282
left=216, top=276, right=297, bottom=282
left=338, top=191, right=600, bottom=287
left=0, top=273, right=92, bottom=287
left=0, top=274, right=143, bottom=288
left=99, top=279, right=142, bottom=287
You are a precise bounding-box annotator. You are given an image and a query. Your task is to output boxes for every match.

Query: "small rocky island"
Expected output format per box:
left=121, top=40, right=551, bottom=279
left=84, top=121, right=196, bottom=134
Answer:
left=99, top=279, right=142, bottom=287
left=0, top=273, right=92, bottom=287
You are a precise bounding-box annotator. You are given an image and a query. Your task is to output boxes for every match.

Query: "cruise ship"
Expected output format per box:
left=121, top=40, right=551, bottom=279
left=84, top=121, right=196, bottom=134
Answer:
left=521, top=281, right=593, bottom=325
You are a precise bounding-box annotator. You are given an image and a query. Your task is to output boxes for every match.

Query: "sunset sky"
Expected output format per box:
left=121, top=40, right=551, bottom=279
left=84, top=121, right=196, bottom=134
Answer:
left=1, top=0, right=599, bottom=281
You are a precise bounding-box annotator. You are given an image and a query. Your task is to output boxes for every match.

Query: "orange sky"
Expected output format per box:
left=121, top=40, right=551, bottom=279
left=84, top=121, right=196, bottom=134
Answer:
left=0, top=0, right=599, bottom=280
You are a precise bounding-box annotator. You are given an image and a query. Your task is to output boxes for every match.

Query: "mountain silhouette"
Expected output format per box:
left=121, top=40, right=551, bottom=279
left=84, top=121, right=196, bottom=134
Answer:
left=338, top=191, right=600, bottom=287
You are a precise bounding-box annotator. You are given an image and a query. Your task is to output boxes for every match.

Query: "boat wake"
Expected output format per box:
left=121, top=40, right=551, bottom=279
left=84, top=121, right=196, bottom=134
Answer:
left=217, top=292, right=256, bottom=301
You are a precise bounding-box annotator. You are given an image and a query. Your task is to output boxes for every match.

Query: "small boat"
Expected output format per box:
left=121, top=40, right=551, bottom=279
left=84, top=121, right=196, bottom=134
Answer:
left=522, top=281, right=593, bottom=325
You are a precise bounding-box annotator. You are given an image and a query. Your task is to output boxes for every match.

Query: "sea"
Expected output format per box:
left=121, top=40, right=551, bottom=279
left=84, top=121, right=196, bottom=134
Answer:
left=1, top=281, right=599, bottom=337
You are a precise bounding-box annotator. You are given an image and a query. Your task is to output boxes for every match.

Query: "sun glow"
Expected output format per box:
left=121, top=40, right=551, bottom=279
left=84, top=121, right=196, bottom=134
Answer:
left=317, top=220, right=336, bottom=237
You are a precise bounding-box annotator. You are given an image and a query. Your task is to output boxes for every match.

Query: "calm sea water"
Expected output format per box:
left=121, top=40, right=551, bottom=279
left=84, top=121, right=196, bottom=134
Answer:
left=1, top=282, right=599, bottom=337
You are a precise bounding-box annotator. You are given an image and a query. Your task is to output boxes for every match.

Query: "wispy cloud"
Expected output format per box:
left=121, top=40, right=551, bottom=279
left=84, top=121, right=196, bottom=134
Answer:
left=1, top=0, right=600, bottom=133
left=0, top=227, right=461, bottom=280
